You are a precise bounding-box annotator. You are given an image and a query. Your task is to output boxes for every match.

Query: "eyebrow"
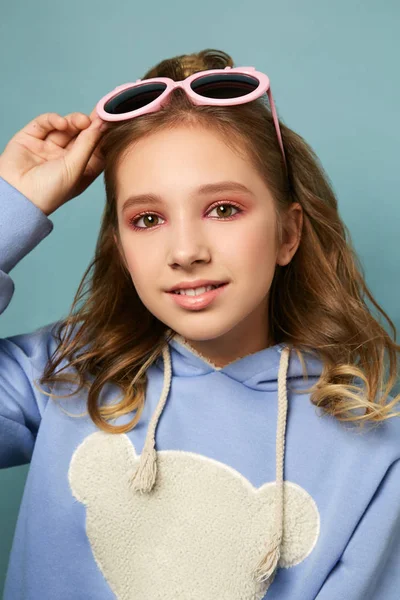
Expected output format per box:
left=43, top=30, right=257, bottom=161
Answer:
left=120, top=181, right=255, bottom=213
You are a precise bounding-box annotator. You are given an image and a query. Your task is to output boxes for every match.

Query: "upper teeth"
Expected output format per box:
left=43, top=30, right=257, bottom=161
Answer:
left=174, top=285, right=218, bottom=296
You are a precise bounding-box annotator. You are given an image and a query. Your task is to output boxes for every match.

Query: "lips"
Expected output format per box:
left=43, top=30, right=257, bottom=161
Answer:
left=167, top=281, right=229, bottom=309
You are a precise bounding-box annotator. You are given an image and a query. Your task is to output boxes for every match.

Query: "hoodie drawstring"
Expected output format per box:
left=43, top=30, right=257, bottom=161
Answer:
left=129, top=345, right=172, bottom=493
left=252, top=345, right=290, bottom=583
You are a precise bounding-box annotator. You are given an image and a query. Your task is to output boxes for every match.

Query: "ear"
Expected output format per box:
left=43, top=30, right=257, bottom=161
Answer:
left=276, top=203, right=303, bottom=267
left=68, top=432, right=139, bottom=504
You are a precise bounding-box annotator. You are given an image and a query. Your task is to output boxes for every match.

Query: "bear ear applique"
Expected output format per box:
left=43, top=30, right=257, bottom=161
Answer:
left=68, top=432, right=139, bottom=504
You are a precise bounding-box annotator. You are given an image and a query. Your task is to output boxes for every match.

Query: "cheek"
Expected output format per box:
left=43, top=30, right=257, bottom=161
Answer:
left=225, top=219, right=277, bottom=270
left=123, top=254, right=156, bottom=302
left=119, top=243, right=155, bottom=284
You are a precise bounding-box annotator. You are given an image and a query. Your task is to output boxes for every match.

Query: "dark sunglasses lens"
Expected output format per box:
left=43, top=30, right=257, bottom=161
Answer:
left=190, top=73, right=259, bottom=99
left=103, top=82, right=168, bottom=115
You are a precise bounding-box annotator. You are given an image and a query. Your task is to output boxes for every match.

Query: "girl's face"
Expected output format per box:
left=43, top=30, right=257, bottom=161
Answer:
left=114, top=125, right=302, bottom=367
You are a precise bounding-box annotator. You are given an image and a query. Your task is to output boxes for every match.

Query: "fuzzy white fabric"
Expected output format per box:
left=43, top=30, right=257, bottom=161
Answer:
left=69, top=431, right=320, bottom=599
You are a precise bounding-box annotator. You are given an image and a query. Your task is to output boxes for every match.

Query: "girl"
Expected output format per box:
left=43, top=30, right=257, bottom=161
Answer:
left=0, top=48, right=399, bottom=600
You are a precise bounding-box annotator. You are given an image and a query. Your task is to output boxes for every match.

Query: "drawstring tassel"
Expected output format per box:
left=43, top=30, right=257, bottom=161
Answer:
left=253, top=529, right=282, bottom=583
left=129, top=441, right=158, bottom=493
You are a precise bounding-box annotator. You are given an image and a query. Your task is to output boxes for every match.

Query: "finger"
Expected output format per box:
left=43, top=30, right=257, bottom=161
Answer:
left=81, top=145, right=106, bottom=181
left=16, top=112, right=69, bottom=141
left=65, top=130, right=106, bottom=177
left=46, top=112, right=91, bottom=148
left=64, top=118, right=108, bottom=178
left=88, top=105, right=99, bottom=122
left=89, top=98, right=108, bottom=122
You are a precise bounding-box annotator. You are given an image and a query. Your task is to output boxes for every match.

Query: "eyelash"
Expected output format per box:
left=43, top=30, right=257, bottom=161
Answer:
left=128, top=200, right=244, bottom=231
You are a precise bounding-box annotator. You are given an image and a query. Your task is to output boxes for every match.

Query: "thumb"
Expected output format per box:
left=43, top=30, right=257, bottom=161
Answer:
left=65, top=118, right=108, bottom=176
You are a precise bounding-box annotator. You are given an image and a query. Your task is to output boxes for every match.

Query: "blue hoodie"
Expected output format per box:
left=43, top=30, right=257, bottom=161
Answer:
left=1, top=174, right=400, bottom=600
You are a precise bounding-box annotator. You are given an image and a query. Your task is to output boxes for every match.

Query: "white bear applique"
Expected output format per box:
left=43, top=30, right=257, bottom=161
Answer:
left=68, top=431, right=320, bottom=600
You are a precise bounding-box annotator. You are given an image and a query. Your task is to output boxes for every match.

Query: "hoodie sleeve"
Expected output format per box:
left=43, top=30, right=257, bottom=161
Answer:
left=315, top=457, right=400, bottom=600
left=0, top=175, right=56, bottom=468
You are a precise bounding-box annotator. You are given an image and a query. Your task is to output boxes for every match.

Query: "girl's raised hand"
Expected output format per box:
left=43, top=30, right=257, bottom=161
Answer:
left=0, top=109, right=109, bottom=216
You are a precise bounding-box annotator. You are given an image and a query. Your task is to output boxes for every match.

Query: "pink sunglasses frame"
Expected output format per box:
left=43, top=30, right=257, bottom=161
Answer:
left=96, top=66, right=287, bottom=171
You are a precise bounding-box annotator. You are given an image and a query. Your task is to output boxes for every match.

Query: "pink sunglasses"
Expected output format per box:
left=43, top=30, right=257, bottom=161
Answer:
left=96, top=66, right=287, bottom=171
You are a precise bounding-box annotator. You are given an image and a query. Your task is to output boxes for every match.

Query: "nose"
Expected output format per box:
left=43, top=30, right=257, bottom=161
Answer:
left=167, top=220, right=210, bottom=268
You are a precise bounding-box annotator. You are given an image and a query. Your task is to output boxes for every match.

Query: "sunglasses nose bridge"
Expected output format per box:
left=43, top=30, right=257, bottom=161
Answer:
left=171, top=79, right=189, bottom=92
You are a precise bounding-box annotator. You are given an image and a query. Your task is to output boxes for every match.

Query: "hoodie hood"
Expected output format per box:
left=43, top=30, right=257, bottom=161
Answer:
left=129, top=332, right=324, bottom=584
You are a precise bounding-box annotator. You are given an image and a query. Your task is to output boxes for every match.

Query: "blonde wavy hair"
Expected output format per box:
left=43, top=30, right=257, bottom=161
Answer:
left=35, top=48, right=400, bottom=433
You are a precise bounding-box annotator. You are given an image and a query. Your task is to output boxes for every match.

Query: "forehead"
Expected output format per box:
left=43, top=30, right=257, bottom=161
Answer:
left=115, top=125, right=267, bottom=205
left=118, top=125, right=245, bottom=170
